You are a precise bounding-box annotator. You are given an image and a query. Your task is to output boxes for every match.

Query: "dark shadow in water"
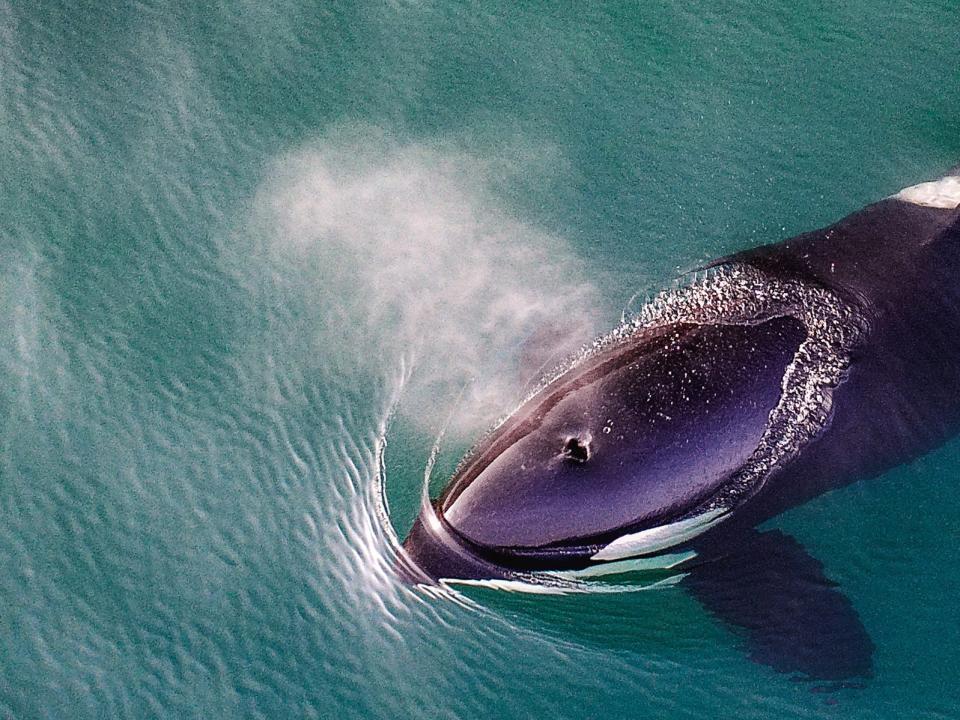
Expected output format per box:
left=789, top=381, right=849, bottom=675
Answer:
left=460, top=528, right=873, bottom=691
left=684, top=528, right=874, bottom=684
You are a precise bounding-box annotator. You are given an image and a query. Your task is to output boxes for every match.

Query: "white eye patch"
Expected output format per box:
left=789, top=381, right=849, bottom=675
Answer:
left=591, top=508, right=728, bottom=561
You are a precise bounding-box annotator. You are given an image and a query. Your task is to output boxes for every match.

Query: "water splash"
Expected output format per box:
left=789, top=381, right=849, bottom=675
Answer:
left=241, top=127, right=603, bottom=440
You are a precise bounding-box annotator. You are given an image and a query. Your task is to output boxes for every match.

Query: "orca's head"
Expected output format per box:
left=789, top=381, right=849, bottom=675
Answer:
left=401, top=315, right=808, bottom=585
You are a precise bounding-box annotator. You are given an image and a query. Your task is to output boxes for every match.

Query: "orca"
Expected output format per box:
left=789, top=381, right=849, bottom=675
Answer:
left=400, top=164, right=960, bottom=681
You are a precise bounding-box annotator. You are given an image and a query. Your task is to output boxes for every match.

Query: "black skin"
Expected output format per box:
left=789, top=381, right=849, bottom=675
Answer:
left=714, top=193, right=960, bottom=529
left=441, top=317, right=808, bottom=553
left=401, top=167, right=960, bottom=682
left=678, top=183, right=960, bottom=682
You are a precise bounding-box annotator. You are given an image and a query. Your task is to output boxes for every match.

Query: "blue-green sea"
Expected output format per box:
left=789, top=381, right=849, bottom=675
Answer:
left=2, top=3, right=959, bottom=718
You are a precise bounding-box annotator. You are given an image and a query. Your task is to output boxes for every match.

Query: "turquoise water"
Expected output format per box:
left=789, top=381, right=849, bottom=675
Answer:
left=2, top=2, right=959, bottom=718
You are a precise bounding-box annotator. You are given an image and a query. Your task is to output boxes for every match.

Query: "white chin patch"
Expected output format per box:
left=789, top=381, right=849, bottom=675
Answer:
left=440, top=573, right=688, bottom=595
left=893, top=175, right=960, bottom=209
left=440, top=578, right=572, bottom=594
left=591, top=508, right=728, bottom=562
left=548, top=550, right=697, bottom=579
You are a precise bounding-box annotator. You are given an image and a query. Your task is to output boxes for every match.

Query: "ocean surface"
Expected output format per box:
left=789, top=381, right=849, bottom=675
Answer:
left=2, top=2, right=959, bottom=718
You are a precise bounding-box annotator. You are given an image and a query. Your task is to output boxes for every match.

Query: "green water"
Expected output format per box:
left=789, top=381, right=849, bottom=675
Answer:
left=2, top=2, right=959, bottom=718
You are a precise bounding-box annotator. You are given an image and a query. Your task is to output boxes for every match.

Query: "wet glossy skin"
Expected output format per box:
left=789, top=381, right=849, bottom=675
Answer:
left=413, top=192, right=960, bottom=574
left=400, top=173, right=960, bottom=681
left=441, top=317, right=806, bottom=550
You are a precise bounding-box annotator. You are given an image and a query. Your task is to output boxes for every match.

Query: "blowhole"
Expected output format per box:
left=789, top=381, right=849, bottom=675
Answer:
left=562, top=435, right=591, bottom=463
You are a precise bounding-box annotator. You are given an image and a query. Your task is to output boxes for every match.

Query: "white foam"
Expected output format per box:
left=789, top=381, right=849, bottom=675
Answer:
left=893, top=175, right=960, bottom=209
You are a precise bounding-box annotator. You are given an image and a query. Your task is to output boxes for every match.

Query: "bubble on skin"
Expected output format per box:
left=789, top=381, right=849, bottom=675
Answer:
left=612, top=264, right=865, bottom=516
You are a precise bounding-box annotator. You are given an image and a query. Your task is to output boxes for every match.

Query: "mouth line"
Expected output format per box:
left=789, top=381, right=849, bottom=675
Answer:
left=404, top=496, right=716, bottom=587
left=433, top=497, right=731, bottom=574
left=547, top=549, right=698, bottom=579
